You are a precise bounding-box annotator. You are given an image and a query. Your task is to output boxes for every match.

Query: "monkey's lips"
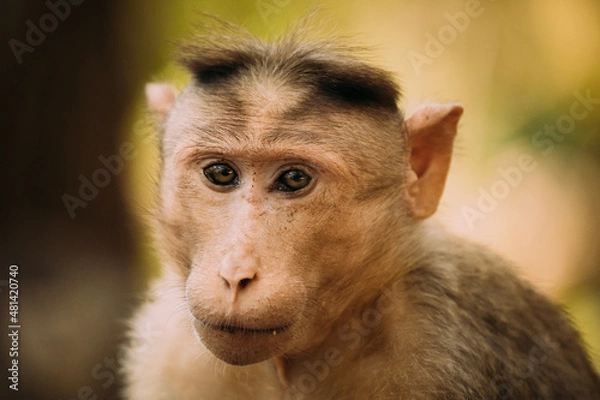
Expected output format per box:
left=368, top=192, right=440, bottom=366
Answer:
left=199, top=320, right=290, bottom=335
left=193, top=319, right=293, bottom=365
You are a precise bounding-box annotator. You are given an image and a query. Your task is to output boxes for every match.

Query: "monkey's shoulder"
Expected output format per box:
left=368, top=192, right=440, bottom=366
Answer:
left=396, top=238, right=600, bottom=397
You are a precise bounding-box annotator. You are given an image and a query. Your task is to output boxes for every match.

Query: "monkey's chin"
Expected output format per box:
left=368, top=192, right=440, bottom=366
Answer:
left=193, top=320, right=291, bottom=365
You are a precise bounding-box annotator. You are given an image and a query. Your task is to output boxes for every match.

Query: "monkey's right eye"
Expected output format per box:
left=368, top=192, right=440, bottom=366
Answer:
left=203, top=163, right=239, bottom=187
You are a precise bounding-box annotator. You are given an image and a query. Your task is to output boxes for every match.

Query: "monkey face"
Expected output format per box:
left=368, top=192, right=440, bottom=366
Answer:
left=153, top=84, right=411, bottom=365
left=150, top=52, right=462, bottom=363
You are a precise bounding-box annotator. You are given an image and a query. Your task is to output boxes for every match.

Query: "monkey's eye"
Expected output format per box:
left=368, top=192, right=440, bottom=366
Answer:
left=203, top=163, right=239, bottom=187
left=272, top=170, right=312, bottom=193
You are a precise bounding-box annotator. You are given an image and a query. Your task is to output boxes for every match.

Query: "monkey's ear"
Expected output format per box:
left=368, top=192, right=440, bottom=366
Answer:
left=145, top=83, right=177, bottom=117
left=405, top=103, right=463, bottom=219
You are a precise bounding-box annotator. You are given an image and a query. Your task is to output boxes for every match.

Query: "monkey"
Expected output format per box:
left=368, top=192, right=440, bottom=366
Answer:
left=122, top=21, right=600, bottom=400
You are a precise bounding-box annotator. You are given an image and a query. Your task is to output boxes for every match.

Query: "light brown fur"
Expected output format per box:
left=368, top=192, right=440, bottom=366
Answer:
left=122, top=23, right=600, bottom=399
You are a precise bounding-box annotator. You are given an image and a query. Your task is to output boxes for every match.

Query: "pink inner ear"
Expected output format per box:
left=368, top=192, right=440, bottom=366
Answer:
left=410, top=142, right=434, bottom=179
left=146, top=83, right=177, bottom=116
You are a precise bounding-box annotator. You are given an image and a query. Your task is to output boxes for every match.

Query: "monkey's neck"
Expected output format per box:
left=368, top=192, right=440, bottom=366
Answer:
left=271, top=293, right=394, bottom=392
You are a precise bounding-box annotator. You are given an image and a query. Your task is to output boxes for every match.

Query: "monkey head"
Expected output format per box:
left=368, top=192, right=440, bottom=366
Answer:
left=146, top=33, right=462, bottom=366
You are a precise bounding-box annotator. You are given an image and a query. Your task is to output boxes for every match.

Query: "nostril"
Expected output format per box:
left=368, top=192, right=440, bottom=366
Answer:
left=238, top=278, right=252, bottom=289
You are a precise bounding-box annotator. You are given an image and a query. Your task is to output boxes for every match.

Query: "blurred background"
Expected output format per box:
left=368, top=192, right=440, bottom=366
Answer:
left=1, top=0, right=598, bottom=398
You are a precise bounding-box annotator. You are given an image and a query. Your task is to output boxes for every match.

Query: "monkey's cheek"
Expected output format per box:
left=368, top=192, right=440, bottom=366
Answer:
left=193, top=323, right=290, bottom=366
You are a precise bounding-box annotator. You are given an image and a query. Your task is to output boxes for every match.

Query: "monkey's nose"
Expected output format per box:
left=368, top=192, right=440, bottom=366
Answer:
left=219, top=267, right=257, bottom=293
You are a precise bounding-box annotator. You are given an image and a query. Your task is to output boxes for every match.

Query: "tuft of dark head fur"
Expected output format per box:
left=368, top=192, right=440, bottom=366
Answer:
left=177, top=17, right=400, bottom=111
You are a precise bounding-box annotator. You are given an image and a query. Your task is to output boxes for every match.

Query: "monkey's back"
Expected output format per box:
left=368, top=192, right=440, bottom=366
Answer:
left=402, top=236, right=600, bottom=399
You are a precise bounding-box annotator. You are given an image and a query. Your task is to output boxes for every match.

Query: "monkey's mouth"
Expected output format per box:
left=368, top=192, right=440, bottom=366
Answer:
left=193, top=319, right=294, bottom=365
left=198, top=321, right=290, bottom=335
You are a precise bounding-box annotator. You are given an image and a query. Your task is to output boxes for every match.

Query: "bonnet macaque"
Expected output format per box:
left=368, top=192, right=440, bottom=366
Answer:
left=123, top=21, right=600, bottom=399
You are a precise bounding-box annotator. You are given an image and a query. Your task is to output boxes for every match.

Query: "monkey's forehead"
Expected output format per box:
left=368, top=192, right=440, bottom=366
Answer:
left=169, top=75, right=404, bottom=145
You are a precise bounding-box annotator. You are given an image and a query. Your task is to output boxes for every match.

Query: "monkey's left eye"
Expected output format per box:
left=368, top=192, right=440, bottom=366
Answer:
left=272, top=170, right=312, bottom=193
left=203, top=163, right=239, bottom=187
